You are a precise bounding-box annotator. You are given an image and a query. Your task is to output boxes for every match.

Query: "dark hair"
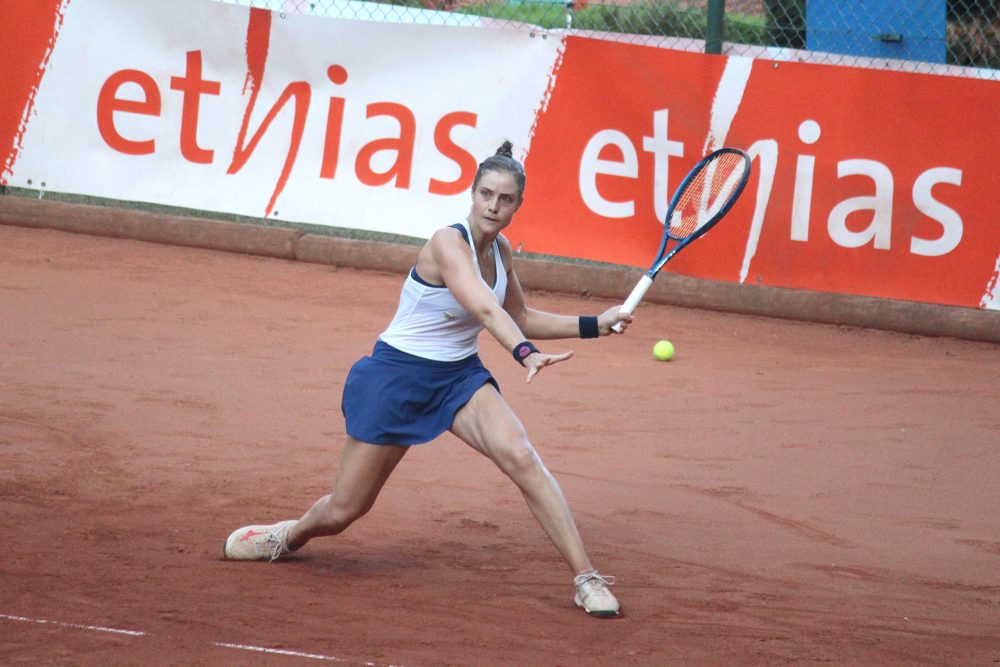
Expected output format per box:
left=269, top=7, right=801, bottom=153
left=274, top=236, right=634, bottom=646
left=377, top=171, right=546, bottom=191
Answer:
left=472, top=141, right=526, bottom=200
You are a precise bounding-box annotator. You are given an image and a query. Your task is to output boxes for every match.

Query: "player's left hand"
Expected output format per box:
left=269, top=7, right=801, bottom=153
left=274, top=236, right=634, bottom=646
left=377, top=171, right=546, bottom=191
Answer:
left=524, top=350, right=573, bottom=383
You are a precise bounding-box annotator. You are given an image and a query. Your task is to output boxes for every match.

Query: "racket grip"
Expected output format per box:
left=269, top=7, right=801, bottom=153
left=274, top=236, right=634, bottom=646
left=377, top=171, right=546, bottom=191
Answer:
left=612, top=274, right=654, bottom=332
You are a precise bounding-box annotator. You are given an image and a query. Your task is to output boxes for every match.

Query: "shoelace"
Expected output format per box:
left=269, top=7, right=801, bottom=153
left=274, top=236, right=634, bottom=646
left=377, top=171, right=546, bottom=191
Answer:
left=264, top=525, right=290, bottom=562
left=574, top=570, right=616, bottom=591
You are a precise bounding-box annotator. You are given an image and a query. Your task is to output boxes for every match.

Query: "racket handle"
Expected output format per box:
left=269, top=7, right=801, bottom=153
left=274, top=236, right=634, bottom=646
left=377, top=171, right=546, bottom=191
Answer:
left=612, top=274, right=654, bottom=332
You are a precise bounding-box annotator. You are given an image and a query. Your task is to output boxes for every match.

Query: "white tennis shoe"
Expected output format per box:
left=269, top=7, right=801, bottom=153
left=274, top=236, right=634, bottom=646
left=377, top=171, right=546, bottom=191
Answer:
left=223, top=520, right=297, bottom=561
left=574, top=570, right=621, bottom=618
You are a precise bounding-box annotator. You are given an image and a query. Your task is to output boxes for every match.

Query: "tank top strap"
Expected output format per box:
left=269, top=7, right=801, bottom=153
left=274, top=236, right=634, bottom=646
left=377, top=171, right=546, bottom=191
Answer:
left=449, top=222, right=471, bottom=245
left=449, top=220, right=504, bottom=286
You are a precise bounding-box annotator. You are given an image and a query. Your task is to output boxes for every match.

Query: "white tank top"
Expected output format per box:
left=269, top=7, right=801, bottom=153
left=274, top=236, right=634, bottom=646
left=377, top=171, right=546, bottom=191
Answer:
left=379, top=221, right=508, bottom=361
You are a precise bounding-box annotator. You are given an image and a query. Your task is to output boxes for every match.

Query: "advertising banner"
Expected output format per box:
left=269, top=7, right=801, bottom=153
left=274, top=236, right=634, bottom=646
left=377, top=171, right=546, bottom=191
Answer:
left=2, top=0, right=998, bottom=309
left=519, top=37, right=1000, bottom=309
left=2, top=0, right=561, bottom=240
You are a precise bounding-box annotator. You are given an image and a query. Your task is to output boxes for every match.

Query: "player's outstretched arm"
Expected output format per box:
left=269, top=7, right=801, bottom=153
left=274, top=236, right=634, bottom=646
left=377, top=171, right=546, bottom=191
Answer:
left=428, top=229, right=570, bottom=383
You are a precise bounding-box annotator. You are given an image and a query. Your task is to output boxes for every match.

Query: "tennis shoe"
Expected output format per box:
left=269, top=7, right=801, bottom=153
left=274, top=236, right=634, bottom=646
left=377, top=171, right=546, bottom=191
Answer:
left=223, top=520, right=297, bottom=561
left=574, top=570, right=620, bottom=618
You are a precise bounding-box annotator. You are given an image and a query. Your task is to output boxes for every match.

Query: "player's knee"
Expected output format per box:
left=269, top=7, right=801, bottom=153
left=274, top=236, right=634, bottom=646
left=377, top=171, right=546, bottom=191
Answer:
left=498, top=437, right=544, bottom=481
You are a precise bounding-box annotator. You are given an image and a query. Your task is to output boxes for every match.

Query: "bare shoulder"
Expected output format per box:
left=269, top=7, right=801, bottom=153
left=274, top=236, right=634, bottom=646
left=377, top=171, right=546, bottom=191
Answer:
left=429, top=225, right=471, bottom=258
left=424, top=225, right=477, bottom=281
left=414, top=226, right=464, bottom=283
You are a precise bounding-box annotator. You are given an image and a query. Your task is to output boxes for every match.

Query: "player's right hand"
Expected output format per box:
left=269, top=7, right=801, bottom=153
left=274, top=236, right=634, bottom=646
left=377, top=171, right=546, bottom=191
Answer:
left=600, top=305, right=633, bottom=335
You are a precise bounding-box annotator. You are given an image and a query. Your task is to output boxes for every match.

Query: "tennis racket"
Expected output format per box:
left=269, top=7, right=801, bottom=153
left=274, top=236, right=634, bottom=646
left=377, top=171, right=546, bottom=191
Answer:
left=613, top=147, right=751, bottom=332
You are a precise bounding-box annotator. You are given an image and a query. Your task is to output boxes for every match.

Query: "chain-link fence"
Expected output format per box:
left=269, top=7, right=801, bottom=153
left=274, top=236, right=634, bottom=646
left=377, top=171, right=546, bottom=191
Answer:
left=222, top=0, right=1000, bottom=79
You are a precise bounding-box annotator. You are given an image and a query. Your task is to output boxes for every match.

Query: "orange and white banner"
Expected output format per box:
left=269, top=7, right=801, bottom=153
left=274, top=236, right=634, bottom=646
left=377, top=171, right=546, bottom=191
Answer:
left=2, top=0, right=998, bottom=310
left=1, top=0, right=560, bottom=241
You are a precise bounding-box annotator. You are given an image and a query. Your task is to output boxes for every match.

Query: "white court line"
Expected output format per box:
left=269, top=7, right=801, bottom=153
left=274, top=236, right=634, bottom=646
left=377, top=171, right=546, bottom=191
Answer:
left=0, top=613, right=146, bottom=637
left=213, top=642, right=408, bottom=666
left=1, top=612, right=407, bottom=666
left=213, top=642, right=350, bottom=662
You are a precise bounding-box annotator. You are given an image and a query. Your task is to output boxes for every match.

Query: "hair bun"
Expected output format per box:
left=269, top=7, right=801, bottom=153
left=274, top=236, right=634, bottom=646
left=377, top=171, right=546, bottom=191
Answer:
left=472, top=140, right=526, bottom=198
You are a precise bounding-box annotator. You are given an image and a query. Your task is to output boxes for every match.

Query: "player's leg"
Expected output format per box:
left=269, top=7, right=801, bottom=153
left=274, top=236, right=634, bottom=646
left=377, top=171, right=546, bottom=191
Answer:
left=450, top=383, right=619, bottom=616
left=223, top=436, right=407, bottom=560
left=286, top=436, right=408, bottom=549
left=451, top=384, right=590, bottom=571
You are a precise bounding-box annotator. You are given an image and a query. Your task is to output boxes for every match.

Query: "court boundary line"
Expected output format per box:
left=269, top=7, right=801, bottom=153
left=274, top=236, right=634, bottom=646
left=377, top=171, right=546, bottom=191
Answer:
left=0, top=612, right=409, bottom=667
left=212, top=642, right=350, bottom=663
left=0, top=613, right=147, bottom=637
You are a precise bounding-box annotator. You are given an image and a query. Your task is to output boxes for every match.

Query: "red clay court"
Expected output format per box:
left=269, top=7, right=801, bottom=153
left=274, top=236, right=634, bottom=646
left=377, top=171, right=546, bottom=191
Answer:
left=2, top=222, right=999, bottom=665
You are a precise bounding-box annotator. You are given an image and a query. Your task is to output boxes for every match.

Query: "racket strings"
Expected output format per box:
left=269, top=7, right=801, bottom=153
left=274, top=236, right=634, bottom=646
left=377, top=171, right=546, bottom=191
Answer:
left=669, top=153, right=748, bottom=238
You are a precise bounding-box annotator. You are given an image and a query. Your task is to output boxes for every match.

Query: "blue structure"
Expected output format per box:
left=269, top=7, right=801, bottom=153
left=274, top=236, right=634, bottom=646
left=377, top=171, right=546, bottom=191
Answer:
left=807, top=0, right=947, bottom=63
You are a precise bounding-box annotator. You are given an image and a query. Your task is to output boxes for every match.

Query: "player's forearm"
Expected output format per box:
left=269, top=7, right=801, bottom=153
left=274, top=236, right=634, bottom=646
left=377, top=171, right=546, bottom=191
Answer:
left=477, top=303, right=533, bottom=352
left=517, top=308, right=586, bottom=340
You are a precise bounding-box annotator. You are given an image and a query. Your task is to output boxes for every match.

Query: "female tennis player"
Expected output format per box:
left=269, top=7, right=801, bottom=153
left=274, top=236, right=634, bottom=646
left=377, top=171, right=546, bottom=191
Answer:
left=224, top=142, right=631, bottom=618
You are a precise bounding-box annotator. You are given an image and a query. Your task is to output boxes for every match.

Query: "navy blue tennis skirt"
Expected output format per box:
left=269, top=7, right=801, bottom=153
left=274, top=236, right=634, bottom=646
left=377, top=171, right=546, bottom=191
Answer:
left=341, top=340, right=499, bottom=445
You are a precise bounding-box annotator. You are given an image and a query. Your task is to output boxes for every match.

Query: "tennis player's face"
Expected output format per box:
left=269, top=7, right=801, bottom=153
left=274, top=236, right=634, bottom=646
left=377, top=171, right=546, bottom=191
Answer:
left=470, top=170, right=521, bottom=234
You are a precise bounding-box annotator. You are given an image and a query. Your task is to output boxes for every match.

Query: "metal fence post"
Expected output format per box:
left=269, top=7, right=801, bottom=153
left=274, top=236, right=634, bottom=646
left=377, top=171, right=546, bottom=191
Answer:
left=706, top=0, right=726, bottom=54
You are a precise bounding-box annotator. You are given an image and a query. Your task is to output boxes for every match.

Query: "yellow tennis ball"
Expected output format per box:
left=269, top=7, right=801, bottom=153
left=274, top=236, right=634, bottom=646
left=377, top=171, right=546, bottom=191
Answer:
left=653, top=339, right=675, bottom=361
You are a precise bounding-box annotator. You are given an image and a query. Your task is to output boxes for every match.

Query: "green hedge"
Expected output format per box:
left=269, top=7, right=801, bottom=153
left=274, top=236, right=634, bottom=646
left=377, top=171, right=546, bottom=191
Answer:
left=456, top=1, right=768, bottom=44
